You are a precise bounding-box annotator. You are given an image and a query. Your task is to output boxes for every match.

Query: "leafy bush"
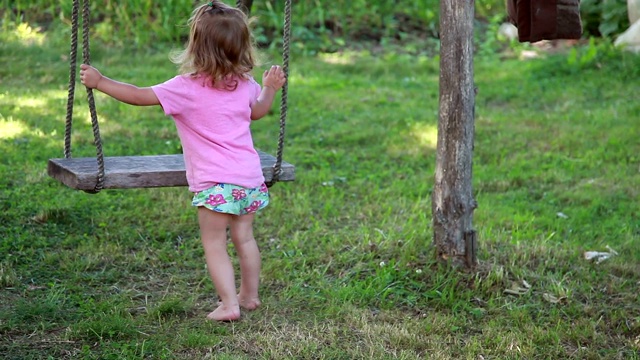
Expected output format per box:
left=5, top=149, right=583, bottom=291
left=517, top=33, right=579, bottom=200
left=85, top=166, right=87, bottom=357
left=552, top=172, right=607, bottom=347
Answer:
left=0, top=0, right=194, bottom=45
left=1, top=0, right=507, bottom=52
left=581, top=0, right=630, bottom=37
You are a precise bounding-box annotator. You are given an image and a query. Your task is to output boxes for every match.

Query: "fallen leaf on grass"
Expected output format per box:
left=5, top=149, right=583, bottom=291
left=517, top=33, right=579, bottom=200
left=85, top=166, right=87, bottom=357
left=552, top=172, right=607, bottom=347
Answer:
left=504, top=280, right=531, bottom=296
left=584, top=251, right=612, bottom=263
left=584, top=246, right=618, bottom=264
left=321, top=177, right=347, bottom=186
left=543, top=293, right=567, bottom=304
left=27, top=284, right=47, bottom=290
left=605, top=245, right=619, bottom=255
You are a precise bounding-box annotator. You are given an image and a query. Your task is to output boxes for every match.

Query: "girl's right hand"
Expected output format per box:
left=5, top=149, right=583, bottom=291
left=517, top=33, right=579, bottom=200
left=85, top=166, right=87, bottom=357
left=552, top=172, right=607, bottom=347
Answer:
left=80, top=64, right=103, bottom=89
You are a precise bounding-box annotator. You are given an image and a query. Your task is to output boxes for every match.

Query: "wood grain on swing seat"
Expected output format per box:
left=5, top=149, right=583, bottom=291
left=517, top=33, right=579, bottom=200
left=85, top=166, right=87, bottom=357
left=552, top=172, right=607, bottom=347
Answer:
left=47, top=151, right=295, bottom=191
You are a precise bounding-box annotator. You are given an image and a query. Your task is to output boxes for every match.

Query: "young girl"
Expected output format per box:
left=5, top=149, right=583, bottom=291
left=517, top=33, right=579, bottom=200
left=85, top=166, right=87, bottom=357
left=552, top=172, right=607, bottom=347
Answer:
left=80, top=0, right=286, bottom=322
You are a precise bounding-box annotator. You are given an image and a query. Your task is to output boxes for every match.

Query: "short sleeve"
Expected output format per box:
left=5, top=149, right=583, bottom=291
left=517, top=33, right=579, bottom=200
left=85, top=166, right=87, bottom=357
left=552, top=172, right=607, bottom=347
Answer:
left=248, top=76, right=261, bottom=107
left=151, top=76, right=190, bottom=116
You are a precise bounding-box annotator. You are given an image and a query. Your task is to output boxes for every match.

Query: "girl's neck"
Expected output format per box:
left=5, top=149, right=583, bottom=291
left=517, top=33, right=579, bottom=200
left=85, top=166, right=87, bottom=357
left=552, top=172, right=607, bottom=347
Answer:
left=193, top=73, right=242, bottom=90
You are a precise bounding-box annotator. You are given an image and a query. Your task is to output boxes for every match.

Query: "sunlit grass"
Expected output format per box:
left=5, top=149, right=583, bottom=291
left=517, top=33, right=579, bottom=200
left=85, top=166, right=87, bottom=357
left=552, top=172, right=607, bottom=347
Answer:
left=319, top=51, right=359, bottom=65
left=10, top=96, right=49, bottom=109
left=385, top=122, right=439, bottom=158
left=0, top=120, right=28, bottom=139
left=411, top=122, right=438, bottom=149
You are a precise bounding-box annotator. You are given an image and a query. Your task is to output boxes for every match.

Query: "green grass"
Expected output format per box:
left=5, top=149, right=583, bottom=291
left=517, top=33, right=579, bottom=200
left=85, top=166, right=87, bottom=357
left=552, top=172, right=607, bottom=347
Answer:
left=1, top=21, right=640, bottom=359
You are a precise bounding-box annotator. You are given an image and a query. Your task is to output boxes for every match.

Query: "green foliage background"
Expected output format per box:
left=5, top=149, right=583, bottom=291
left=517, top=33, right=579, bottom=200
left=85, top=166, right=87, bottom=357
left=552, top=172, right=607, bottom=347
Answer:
left=581, top=0, right=631, bottom=37
left=2, top=0, right=634, bottom=52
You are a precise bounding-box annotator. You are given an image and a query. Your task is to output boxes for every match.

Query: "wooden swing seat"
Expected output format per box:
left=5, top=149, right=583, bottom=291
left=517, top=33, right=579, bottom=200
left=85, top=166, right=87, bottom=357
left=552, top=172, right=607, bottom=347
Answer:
left=47, top=150, right=295, bottom=191
left=52, top=0, right=295, bottom=193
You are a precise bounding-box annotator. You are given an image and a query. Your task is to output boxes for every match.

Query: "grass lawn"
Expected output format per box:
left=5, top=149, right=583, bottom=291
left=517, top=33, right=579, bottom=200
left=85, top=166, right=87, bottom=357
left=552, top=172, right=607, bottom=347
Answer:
left=1, top=24, right=639, bottom=359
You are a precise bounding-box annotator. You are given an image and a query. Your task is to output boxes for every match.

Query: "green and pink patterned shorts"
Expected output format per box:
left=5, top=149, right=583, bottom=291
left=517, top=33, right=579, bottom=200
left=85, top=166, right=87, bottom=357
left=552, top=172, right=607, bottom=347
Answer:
left=192, top=182, right=269, bottom=215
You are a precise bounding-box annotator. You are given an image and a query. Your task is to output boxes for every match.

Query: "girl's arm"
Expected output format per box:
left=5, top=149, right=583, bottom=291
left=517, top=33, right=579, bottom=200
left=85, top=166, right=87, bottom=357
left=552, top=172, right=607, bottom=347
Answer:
left=80, top=64, right=160, bottom=106
left=251, top=65, right=286, bottom=120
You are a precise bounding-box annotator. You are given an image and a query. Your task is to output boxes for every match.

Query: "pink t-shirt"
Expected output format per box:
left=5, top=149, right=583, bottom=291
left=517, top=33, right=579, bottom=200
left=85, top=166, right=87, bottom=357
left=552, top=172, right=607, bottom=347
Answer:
left=152, top=75, right=264, bottom=192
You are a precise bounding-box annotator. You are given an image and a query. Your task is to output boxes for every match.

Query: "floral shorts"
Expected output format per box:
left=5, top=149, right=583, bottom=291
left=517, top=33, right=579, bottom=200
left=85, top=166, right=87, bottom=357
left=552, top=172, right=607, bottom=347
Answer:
left=192, top=182, right=269, bottom=215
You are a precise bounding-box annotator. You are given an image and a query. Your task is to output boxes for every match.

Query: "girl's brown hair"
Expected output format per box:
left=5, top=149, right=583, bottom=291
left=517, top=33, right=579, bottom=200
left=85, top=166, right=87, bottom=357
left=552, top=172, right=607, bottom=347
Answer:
left=171, top=1, right=260, bottom=89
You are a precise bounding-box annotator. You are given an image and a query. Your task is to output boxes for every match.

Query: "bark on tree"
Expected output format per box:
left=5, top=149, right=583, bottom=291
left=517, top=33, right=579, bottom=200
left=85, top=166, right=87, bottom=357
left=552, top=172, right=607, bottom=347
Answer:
left=236, top=0, right=254, bottom=15
left=432, top=0, right=478, bottom=268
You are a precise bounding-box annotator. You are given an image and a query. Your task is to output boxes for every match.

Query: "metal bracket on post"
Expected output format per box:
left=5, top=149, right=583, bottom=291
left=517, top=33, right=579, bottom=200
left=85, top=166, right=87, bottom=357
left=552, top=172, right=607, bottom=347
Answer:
left=464, top=229, right=477, bottom=268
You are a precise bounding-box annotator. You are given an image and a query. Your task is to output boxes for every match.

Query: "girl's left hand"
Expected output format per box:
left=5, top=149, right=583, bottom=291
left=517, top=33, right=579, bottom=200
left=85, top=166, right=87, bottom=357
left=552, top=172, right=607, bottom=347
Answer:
left=262, top=65, right=286, bottom=91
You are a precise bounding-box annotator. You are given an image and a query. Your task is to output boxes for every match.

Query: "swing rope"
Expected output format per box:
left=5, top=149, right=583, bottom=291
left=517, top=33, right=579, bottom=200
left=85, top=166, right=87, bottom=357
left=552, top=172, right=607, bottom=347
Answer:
left=65, top=0, right=105, bottom=193
left=63, top=0, right=291, bottom=192
left=236, top=0, right=291, bottom=187
left=270, top=0, right=292, bottom=187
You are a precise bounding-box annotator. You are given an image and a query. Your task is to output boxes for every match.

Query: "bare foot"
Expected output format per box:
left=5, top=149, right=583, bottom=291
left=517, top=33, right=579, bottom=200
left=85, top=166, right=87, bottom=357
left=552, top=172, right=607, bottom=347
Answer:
left=206, top=304, right=241, bottom=322
left=239, top=296, right=261, bottom=310
left=217, top=295, right=261, bottom=311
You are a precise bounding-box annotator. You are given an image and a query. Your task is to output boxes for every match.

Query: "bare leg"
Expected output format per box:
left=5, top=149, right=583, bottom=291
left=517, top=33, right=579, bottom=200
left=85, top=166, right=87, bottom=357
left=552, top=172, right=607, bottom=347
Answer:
left=229, top=213, right=262, bottom=310
left=197, top=207, right=241, bottom=321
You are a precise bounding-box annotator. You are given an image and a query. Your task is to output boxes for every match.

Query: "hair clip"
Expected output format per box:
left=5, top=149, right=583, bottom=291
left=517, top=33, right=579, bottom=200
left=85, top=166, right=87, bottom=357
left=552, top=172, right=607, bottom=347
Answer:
left=207, top=1, right=214, bottom=7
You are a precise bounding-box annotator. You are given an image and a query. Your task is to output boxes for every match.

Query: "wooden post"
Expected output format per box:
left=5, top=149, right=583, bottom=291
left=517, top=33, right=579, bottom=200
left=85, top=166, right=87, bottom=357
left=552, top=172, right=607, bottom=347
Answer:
left=432, top=0, right=477, bottom=268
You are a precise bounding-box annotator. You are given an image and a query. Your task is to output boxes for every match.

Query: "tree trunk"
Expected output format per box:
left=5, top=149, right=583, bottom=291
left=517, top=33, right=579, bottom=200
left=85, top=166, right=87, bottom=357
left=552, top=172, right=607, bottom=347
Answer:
left=236, top=0, right=254, bottom=15
left=432, top=0, right=477, bottom=268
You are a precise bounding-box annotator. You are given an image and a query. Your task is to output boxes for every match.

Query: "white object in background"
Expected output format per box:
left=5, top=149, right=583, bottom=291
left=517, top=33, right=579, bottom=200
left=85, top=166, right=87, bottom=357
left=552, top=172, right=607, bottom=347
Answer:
left=584, top=246, right=619, bottom=264
left=629, top=0, right=640, bottom=24
left=614, top=19, right=640, bottom=53
left=497, top=22, right=518, bottom=42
